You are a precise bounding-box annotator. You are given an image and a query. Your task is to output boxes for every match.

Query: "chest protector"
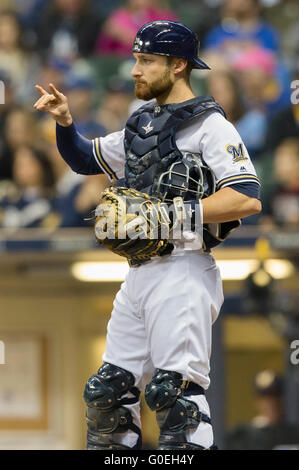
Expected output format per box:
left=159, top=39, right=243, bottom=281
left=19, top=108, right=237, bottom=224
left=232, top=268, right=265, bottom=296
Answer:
left=124, top=96, right=240, bottom=250
left=124, top=96, right=224, bottom=194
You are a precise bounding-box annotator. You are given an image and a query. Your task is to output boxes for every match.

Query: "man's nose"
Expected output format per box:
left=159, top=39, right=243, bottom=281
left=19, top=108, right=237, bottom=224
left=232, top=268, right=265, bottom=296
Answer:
left=131, top=63, right=142, bottom=78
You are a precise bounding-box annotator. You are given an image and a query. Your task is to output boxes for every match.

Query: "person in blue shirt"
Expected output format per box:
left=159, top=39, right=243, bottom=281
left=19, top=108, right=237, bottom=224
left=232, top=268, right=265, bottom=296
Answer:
left=206, top=68, right=267, bottom=160
left=64, top=73, right=107, bottom=139
left=204, top=0, right=279, bottom=55
left=0, top=145, right=55, bottom=228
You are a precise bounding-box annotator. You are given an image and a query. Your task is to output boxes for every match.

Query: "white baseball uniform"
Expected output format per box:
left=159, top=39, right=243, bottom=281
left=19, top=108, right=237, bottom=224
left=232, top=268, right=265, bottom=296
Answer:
left=84, top=109, right=260, bottom=447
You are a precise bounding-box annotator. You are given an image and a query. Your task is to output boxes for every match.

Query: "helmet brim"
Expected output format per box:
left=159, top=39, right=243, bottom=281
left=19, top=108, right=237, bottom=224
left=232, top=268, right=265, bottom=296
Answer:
left=192, top=58, right=211, bottom=70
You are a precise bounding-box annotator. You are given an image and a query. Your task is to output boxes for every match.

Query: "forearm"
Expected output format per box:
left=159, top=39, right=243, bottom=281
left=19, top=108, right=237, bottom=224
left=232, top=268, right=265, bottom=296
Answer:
left=201, top=186, right=262, bottom=223
left=56, top=123, right=103, bottom=175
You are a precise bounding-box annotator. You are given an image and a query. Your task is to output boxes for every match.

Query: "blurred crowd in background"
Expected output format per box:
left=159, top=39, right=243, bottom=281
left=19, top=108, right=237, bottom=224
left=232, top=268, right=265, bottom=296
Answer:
left=0, top=0, right=298, bottom=230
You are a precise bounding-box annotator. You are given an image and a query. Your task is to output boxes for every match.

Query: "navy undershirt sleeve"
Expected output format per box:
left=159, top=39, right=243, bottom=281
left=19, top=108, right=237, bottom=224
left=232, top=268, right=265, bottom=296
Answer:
left=56, top=123, right=103, bottom=175
left=228, top=182, right=261, bottom=200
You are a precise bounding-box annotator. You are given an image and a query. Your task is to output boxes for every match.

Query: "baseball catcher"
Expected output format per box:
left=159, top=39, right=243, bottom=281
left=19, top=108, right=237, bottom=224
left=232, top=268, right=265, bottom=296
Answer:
left=34, top=20, right=261, bottom=450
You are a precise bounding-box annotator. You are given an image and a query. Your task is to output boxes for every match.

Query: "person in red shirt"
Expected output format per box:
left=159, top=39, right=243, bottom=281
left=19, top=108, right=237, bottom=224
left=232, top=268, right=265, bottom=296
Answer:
left=95, top=0, right=178, bottom=57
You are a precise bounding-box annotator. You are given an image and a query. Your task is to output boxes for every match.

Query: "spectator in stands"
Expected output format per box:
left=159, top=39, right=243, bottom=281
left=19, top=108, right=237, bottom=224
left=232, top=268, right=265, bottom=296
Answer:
left=36, top=0, right=101, bottom=62
left=40, top=117, right=88, bottom=228
left=282, top=18, right=299, bottom=76
left=204, top=0, right=280, bottom=60
left=96, top=77, right=135, bottom=134
left=95, top=0, right=178, bottom=57
left=170, top=0, right=221, bottom=45
left=40, top=118, right=108, bottom=227
left=13, top=0, right=49, bottom=29
left=262, top=138, right=299, bottom=227
left=0, top=107, right=39, bottom=181
left=225, top=370, right=299, bottom=449
left=64, top=73, right=106, bottom=139
left=262, top=0, right=298, bottom=69
left=37, top=57, right=71, bottom=100
left=0, top=145, right=55, bottom=228
left=264, top=104, right=299, bottom=153
left=0, top=10, right=40, bottom=103
left=207, top=69, right=267, bottom=159
left=232, top=46, right=290, bottom=116
left=91, top=0, right=122, bottom=19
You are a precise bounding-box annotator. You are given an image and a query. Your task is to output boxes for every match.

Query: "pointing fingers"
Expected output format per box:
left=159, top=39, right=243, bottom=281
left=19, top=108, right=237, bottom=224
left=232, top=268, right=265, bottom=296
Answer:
left=35, top=84, right=48, bottom=96
left=49, top=83, right=62, bottom=97
left=34, top=94, right=56, bottom=111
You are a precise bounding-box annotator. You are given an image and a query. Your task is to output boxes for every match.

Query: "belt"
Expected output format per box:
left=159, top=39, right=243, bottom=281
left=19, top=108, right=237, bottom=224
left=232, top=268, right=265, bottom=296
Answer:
left=128, top=243, right=174, bottom=267
left=182, top=380, right=205, bottom=396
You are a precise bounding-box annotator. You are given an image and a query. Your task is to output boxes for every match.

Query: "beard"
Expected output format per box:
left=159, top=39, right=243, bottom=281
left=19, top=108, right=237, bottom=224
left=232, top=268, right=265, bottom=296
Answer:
left=134, top=68, right=173, bottom=101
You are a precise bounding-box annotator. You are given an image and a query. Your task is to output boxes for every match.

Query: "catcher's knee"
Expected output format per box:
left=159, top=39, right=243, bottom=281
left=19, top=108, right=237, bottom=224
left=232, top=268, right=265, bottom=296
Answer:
left=83, top=362, right=141, bottom=450
left=145, top=369, right=215, bottom=450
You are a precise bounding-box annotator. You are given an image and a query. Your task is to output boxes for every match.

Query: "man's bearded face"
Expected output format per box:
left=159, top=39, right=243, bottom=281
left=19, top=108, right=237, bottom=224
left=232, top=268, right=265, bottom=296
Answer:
left=134, top=67, right=173, bottom=101
left=132, top=54, right=174, bottom=101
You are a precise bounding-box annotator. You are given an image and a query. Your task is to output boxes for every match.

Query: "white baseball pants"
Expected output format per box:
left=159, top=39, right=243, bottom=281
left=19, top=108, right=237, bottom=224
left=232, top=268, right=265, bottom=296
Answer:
left=103, top=250, right=224, bottom=448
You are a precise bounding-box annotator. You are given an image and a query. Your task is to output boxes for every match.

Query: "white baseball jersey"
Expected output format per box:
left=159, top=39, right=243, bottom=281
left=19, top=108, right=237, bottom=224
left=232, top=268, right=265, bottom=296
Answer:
left=92, top=109, right=260, bottom=251
left=92, top=110, right=260, bottom=191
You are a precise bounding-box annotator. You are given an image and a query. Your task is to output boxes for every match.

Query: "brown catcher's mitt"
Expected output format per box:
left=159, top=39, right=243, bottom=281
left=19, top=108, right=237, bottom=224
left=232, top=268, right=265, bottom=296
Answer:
left=94, top=186, right=173, bottom=265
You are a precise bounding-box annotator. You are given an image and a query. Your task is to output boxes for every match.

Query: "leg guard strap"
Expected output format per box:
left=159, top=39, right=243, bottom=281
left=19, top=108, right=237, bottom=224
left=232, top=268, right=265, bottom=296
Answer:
left=86, top=405, right=142, bottom=450
left=158, top=438, right=218, bottom=450
left=155, top=397, right=211, bottom=434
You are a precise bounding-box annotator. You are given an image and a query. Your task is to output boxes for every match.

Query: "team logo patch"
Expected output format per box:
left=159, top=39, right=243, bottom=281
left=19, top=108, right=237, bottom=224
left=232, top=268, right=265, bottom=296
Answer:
left=142, top=121, right=154, bottom=134
left=133, top=36, right=143, bottom=52
left=226, top=143, right=248, bottom=163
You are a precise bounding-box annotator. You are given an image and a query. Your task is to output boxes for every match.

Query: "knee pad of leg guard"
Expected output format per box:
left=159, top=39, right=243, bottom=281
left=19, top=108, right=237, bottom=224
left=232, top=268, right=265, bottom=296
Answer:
left=84, top=362, right=139, bottom=410
left=145, top=369, right=211, bottom=450
left=84, top=363, right=141, bottom=449
left=145, top=369, right=183, bottom=411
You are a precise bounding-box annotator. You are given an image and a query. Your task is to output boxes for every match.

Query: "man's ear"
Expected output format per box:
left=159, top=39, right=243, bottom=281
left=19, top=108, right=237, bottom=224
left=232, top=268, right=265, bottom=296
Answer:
left=172, top=58, right=188, bottom=75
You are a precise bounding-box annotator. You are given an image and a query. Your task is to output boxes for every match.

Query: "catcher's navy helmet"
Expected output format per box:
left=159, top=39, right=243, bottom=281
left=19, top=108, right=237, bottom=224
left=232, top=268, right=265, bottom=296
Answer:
left=132, top=20, right=210, bottom=70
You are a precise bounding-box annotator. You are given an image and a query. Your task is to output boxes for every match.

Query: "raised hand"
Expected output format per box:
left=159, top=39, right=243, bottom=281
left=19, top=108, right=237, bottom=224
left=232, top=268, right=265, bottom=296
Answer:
left=33, top=83, right=73, bottom=127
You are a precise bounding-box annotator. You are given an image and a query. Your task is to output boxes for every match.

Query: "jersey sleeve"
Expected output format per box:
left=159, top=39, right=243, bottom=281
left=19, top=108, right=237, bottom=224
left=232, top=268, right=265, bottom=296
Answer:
left=93, top=129, right=126, bottom=181
left=56, top=123, right=125, bottom=181
left=199, top=112, right=260, bottom=198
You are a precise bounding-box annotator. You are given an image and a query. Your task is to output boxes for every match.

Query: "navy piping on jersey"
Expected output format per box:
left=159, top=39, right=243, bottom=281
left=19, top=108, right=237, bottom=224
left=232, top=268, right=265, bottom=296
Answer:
left=217, top=173, right=260, bottom=190
left=93, top=137, right=118, bottom=181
